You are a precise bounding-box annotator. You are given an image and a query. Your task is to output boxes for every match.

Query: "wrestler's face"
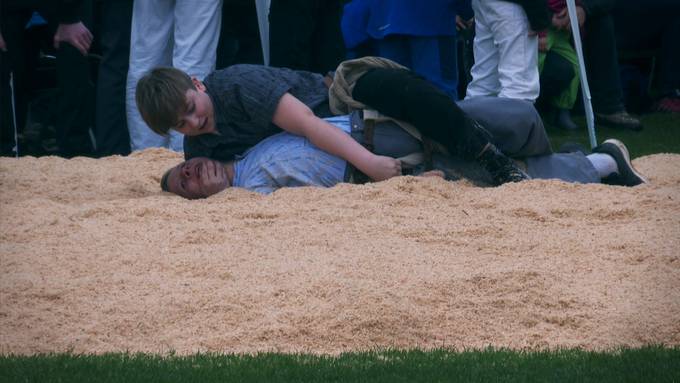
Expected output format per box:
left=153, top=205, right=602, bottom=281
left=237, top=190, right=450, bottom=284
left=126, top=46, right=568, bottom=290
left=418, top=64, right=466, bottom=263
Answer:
left=172, top=78, right=216, bottom=136
left=166, top=157, right=230, bottom=199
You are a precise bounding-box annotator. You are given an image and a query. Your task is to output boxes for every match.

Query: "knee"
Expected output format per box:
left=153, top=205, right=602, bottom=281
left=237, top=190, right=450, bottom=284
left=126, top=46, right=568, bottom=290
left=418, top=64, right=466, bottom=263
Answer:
left=541, top=52, right=575, bottom=92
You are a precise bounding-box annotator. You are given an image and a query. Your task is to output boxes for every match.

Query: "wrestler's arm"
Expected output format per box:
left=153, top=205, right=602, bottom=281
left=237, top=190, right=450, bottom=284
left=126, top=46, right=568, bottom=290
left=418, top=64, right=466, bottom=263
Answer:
left=272, top=93, right=401, bottom=181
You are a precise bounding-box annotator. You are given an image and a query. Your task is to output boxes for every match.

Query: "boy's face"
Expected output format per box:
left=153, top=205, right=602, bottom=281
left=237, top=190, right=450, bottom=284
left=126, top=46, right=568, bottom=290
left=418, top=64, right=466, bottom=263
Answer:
left=173, top=78, right=216, bottom=136
left=166, top=157, right=230, bottom=199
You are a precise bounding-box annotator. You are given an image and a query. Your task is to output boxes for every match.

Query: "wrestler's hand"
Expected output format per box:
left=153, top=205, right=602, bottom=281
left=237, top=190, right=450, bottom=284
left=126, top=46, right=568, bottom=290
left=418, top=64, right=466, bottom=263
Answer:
left=365, top=155, right=402, bottom=182
left=53, top=22, right=93, bottom=55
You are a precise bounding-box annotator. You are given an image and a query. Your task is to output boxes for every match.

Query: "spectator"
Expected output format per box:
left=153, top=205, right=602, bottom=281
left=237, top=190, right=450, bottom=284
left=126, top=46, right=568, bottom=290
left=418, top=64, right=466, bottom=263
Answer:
left=613, top=0, right=679, bottom=114
left=342, top=0, right=471, bottom=100
left=552, top=0, right=644, bottom=130
left=465, top=0, right=550, bottom=102
left=94, top=0, right=133, bottom=156
left=1, top=0, right=96, bottom=158
left=269, top=0, right=345, bottom=74
left=536, top=0, right=581, bottom=130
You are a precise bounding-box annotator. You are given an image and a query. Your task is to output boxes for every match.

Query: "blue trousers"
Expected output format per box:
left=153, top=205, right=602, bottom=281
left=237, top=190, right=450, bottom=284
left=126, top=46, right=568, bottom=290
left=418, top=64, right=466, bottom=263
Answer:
left=374, top=35, right=459, bottom=100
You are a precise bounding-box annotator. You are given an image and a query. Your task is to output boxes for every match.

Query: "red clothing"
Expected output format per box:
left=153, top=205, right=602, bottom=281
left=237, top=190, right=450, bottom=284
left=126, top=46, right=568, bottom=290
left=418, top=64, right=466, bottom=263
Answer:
left=547, top=0, right=582, bottom=13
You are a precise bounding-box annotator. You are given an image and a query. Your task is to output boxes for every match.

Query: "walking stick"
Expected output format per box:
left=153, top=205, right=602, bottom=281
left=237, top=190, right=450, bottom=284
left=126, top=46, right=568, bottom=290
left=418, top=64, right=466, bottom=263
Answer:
left=566, top=0, right=597, bottom=149
left=255, top=0, right=271, bottom=66
left=9, top=71, right=19, bottom=157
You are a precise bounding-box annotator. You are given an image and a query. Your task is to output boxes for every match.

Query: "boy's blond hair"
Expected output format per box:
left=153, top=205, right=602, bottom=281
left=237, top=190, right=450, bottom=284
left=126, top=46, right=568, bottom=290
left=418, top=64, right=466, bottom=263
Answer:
left=135, top=67, right=195, bottom=136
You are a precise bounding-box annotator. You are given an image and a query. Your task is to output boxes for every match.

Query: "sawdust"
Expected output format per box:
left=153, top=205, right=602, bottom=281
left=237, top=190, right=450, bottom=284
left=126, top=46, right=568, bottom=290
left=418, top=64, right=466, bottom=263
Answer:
left=1, top=149, right=679, bottom=355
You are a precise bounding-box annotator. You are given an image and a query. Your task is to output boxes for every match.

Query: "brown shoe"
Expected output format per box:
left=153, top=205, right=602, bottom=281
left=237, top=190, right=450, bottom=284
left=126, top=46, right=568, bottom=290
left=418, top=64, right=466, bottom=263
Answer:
left=595, top=111, right=643, bottom=131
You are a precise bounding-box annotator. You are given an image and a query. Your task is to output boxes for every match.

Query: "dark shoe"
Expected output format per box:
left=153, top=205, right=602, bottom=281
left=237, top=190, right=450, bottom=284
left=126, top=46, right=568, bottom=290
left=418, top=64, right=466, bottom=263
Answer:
left=595, top=111, right=643, bottom=131
left=592, top=139, right=647, bottom=186
left=477, top=144, right=530, bottom=185
left=555, top=108, right=579, bottom=130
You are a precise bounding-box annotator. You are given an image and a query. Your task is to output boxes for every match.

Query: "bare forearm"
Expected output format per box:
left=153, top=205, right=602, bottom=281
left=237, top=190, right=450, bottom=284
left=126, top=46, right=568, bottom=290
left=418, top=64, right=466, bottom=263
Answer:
left=305, top=118, right=375, bottom=172
left=272, top=93, right=401, bottom=181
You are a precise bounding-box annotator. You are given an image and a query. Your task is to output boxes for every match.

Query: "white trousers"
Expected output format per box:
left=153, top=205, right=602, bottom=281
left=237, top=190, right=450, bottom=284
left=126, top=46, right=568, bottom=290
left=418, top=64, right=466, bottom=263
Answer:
left=465, top=0, right=539, bottom=102
left=126, top=0, right=223, bottom=152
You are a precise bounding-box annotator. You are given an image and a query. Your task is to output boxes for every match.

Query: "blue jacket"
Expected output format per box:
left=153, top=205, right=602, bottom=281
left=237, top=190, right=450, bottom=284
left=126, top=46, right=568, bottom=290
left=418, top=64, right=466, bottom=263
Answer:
left=366, top=0, right=471, bottom=39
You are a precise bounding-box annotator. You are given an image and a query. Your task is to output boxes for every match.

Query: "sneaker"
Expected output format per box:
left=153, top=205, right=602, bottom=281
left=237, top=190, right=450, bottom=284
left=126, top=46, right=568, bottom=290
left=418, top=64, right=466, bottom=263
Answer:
left=477, top=144, right=531, bottom=185
left=592, top=139, right=647, bottom=186
left=595, top=111, right=643, bottom=131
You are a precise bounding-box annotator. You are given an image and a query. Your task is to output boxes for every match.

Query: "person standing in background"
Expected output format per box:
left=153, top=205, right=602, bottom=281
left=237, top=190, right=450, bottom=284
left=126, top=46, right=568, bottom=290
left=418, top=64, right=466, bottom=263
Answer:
left=1, top=0, right=96, bottom=158
left=465, top=0, right=550, bottom=102
left=370, top=0, right=469, bottom=100
left=94, top=0, right=133, bottom=156
left=553, top=0, right=644, bottom=130
left=125, top=0, right=223, bottom=152
left=268, top=0, right=345, bottom=74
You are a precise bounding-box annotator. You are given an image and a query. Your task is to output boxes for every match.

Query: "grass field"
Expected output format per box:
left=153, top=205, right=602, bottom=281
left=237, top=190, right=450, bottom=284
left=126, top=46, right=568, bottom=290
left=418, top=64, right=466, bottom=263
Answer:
left=2, top=347, right=680, bottom=382
left=545, top=112, right=680, bottom=157
left=1, top=112, right=678, bottom=382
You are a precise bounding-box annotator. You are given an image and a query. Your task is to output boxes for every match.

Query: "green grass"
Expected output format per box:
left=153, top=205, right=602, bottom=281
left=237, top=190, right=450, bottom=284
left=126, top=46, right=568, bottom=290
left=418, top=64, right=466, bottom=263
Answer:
left=544, top=112, right=680, bottom=157
left=1, top=347, right=679, bottom=383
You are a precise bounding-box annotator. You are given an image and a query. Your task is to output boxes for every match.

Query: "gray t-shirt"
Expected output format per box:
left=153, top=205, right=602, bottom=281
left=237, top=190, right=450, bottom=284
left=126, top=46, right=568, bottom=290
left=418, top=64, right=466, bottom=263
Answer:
left=183, top=64, right=331, bottom=162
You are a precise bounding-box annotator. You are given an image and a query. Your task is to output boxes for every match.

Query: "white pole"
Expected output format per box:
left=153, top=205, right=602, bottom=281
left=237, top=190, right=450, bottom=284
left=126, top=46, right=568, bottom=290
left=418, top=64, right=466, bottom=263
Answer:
left=9, top=71, right=19, bottom=158
left=566, top=0, right=597, bottom=149
left=255, top=0, right=271, bottom=66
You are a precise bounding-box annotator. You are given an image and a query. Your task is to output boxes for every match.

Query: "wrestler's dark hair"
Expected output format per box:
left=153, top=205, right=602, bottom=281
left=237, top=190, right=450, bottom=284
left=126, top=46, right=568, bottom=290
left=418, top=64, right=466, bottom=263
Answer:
left=160, top=167, right=172, bottom=192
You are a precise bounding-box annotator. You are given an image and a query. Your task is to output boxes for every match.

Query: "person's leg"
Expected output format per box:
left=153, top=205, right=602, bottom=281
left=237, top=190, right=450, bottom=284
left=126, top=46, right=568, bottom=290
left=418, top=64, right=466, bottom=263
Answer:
left=409, top=35, right=459, bottom=100
left=353, top=68, right=529, bottom=184
left=310, top=0, right=345, bottom=74
left=172, top=0, right=222, bottom=152
left=539, top=51, right=574, bottom=106
left=95, top=0, right=133, bottom=157
left=269, top=0, right=316, bottom=71
left=584, top=14, right=623, bottom=114
left=46, top=0, right=95, bottom=157
left=456, top=96, right=552, bottom=157
left=583, top=12, right=643, bottom=130
left=525, top=153, right=600, bottom=183
left=353, top=68, right=478, bottom=155
left=614, top=0, right=680, bottom=111
left=0, top=8, right=33, bottom=154
left=126, top=0, right=175, bottom=152
left=465, top=0, right=501, bottom=98
left=655, top=16, right=680, bottom=100
left=487, top=0, right=539, bottom=101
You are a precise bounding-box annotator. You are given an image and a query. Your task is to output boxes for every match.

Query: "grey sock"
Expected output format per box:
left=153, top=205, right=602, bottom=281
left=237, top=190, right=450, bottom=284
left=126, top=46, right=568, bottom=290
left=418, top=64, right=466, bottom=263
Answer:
left=586, top=153, right=618, bottom=179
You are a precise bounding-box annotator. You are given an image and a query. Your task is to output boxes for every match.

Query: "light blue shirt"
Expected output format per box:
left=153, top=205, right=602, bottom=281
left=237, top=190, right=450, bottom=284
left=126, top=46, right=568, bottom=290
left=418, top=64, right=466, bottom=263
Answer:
left=232, top=116, right=352, bottom=194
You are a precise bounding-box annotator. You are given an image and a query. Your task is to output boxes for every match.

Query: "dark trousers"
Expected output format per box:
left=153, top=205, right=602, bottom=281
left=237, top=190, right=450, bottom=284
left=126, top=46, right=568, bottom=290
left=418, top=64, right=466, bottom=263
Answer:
left=614, top=1, right=680, bottom=96
left=269, top=0, right=345, bottom=74
left=538, top=51, right=575, bottom=108
left=95, top=0, right=133, bottom=156
left=0, top=0, right=94, bottom=157
left=583, top=13, right=625, bottom=114
left=353, top=68, right=488, bottom=158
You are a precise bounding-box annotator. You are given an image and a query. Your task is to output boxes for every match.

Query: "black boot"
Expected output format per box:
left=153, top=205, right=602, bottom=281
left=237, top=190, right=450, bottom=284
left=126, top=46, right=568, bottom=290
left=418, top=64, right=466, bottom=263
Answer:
left=461, top=118, right=530, bottom=185
left=477, top=143, right=531, bottom=185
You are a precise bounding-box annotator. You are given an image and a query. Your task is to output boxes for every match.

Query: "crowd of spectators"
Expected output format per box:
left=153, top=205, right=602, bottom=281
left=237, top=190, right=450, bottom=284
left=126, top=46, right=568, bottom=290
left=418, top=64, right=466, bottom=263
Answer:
left=0, top=0, right=676, bottom=158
